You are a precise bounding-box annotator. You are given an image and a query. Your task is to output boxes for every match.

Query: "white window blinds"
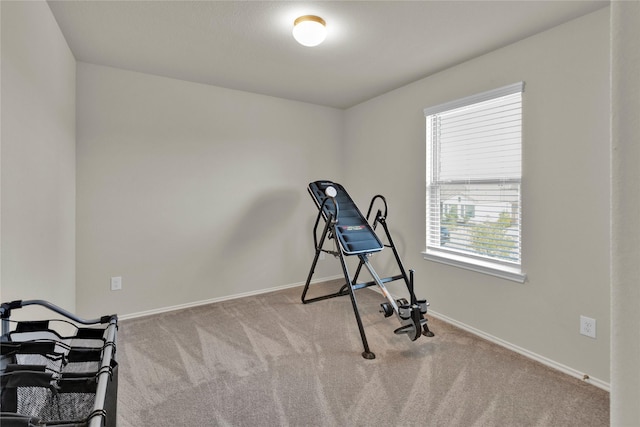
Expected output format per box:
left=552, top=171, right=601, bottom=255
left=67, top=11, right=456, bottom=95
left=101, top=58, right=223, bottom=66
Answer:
left=425, top=82, right=524, bottom=273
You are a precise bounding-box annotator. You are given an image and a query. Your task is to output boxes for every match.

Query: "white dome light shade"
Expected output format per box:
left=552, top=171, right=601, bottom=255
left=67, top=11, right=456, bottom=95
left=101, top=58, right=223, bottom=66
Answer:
left=293, top=15, right=327, bottom=47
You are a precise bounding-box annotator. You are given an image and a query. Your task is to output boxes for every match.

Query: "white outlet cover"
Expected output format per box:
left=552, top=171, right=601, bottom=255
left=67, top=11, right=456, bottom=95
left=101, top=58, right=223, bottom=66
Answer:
left=111, top=276, right=122, bottom=291
left=580, top=315, right=596, bottom=338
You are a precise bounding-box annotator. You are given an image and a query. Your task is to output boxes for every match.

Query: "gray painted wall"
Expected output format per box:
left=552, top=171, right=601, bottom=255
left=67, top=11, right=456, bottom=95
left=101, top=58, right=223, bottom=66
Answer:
left=75, top=63, right=344, bottom=317
left=611, top=1, right=640, bottom=425
left=1, top=1, right=76, bottom=316
left=343, top=9, right=611, bottom=384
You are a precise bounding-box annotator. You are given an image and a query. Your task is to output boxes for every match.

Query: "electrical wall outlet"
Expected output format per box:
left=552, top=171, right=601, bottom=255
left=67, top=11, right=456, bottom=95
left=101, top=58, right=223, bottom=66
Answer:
left=580, top=315, right=596, bottom=338
left=319, top=251, right=325, bottom=261
left=110, top=276, right=122, bottom=291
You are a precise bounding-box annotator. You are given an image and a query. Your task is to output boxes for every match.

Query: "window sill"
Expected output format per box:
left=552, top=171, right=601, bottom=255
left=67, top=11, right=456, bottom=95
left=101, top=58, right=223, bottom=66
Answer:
left=422, top=249, right=527, bottom=283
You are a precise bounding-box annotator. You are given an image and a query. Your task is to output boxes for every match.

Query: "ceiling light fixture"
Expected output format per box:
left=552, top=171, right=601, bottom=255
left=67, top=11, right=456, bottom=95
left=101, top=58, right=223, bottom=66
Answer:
left=292, top=15, right=327, bottom=47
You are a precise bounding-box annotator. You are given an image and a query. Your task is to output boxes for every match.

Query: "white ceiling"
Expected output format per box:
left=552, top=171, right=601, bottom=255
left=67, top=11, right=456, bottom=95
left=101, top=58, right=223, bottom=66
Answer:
left=47, top=0, right=609, bottom=109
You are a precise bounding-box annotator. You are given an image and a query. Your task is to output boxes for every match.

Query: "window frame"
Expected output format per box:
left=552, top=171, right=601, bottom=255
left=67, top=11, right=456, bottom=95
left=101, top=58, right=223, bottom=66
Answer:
left=423, top=82, right=526, bottom=283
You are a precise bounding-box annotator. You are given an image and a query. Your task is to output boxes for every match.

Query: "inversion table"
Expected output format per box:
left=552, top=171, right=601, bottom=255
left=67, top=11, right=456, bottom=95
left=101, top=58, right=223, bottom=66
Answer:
left=301, top=180, right=434, bottom=359
left=0, top=300, right=118, bottom=427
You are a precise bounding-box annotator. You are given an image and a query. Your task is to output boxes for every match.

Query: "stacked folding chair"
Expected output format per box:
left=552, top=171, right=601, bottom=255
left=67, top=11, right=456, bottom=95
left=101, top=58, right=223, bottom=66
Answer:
left=0, top=300, right=118, bottom=427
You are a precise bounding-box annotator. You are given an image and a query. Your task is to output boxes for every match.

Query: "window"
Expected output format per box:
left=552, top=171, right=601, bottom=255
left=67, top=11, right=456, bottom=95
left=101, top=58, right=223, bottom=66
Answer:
left=424, top=82, right=526, bottom=282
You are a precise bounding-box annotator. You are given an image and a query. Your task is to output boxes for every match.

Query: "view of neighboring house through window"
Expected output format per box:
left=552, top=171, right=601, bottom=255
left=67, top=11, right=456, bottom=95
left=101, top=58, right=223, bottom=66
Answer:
left=424, top=82, right=525, bottom=282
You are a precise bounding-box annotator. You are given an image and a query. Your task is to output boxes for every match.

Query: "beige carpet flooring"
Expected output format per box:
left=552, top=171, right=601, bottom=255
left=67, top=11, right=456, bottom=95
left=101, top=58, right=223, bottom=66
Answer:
left=116, top=280, right=609, bottom=426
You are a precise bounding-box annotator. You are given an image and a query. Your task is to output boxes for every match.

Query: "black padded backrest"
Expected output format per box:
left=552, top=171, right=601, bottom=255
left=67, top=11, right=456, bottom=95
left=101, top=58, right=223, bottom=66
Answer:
left=308, top=181, right=383, bottom=256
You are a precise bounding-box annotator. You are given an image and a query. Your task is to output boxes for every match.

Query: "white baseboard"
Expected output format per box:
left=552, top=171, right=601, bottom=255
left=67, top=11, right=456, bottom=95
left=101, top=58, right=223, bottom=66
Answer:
left=118, top=275, right=343, bottom=321
left=366, top=286, right=610, bottom=392
left=119, top=277, right=609, bottom=392
left=428, top=310, right=610, bottom=392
